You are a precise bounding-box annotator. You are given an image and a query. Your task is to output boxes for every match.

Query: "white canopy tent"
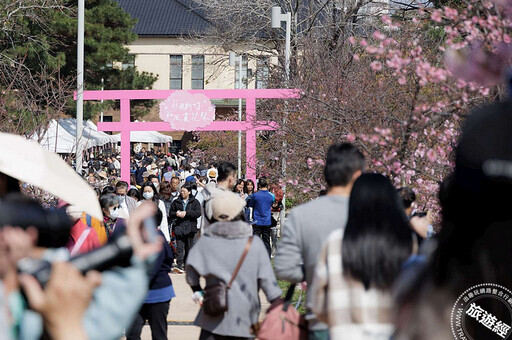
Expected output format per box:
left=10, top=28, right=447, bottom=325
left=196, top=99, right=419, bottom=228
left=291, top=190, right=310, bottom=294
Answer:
left=123, top=120, right=173, bottom=143
left=107, top=123, right=172, bottom=143
left=85, top=120, right=119, bottom=144
left=32, top=119, right=116, bottom=153
left=31, top=119, right=78, bottom=154
left=32, top=119, right=172, bottom=153
left=58, top=118, right=112, bottom=148
left=111, top=131, right=172, bottom=143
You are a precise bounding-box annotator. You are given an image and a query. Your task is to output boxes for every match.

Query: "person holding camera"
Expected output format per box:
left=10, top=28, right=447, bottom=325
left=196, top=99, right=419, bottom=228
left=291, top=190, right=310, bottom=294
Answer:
left=0, top=196, right=163, bottom=340
left=396, top=187, right=435, bottom=250
left=169, top=182, right=201, bottom=274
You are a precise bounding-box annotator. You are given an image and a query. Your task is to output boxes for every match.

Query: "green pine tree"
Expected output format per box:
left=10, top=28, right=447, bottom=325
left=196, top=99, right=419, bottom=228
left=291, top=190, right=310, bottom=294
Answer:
left=1, top=0, right=157, bottom=121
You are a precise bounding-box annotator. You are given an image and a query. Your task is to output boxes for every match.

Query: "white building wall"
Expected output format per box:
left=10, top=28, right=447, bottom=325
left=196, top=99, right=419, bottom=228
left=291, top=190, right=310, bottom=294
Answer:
left=127, top=37, right=271, bottom=90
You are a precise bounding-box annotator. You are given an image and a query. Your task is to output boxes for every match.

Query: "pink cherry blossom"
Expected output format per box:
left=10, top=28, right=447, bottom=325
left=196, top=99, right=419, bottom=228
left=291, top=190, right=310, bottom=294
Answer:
left=370, top=61, right=382, bottom=71
left=431, top=10, right=443, bottom=22
left=373, top=30, right=386, bottom=40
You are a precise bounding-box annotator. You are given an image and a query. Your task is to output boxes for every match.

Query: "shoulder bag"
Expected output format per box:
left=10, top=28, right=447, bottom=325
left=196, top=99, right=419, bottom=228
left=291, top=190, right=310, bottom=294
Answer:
left=202, top=237, right=253, bottom=316
left=256, top=283, right=308, bottom=340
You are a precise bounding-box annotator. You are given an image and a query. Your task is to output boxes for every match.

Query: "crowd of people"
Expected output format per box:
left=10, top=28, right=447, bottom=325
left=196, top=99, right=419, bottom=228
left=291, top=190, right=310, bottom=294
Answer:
left=0, top=99, right=511, bottom=340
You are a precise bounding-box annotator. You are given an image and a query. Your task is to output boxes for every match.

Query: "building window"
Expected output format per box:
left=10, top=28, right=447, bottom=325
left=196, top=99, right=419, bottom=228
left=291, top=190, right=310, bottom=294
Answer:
left=170, top=55, right=183, bottom=89
left=191, top=55, right=205, bottom=89
left=256, top=58, right=269, bottom=89
left=122, top=55, right=135, bottom=70
left=234, top=55, right=248, bottom=89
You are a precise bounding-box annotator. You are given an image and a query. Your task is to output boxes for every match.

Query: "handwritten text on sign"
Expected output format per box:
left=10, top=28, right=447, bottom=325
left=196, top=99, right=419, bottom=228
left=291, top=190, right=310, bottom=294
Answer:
left=159, top=91, right=215, bottom=131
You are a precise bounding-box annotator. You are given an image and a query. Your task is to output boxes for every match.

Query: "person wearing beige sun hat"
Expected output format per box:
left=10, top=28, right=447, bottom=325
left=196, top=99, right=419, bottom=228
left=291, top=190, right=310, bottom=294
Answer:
left=185, top=190, right=282, bottom=339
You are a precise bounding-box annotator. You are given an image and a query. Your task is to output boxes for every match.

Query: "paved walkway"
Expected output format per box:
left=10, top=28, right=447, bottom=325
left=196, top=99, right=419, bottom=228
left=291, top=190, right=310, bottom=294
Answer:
left=124, top=272, right=271, bottom=340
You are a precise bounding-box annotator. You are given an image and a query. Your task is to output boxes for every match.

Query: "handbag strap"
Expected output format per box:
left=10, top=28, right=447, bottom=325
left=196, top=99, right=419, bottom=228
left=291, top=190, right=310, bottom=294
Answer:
left=227, top=237, right=253, bottom=289
left=283, top=283, right=296, bottom=311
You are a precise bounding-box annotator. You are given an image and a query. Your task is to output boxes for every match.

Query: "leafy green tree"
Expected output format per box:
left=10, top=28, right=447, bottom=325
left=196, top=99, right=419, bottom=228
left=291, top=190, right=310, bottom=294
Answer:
left=0, top=1, right=72, bottom=134
left=1, top=0, right=157, bottom=122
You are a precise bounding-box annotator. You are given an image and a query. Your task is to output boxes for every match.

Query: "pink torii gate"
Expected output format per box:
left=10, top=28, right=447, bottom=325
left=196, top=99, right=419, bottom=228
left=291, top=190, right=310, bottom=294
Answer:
left=79, top=89, right=300, bottom=183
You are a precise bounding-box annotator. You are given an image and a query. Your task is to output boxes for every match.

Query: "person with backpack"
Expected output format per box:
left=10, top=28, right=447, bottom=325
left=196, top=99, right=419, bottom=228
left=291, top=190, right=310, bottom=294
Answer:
left=56, top=200, right=97, bottom=252
left=185, top=190, right=282, bottom=339
left=80, top=212, right=107, bottom=246
left=61, top=202, right=101, bottom=256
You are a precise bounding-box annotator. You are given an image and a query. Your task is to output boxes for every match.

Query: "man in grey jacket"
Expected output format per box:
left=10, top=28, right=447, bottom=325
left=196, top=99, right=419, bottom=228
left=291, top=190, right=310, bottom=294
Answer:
left=115, top=181, right=137, bottom=216
left=274, top=143, right=365, bottom=340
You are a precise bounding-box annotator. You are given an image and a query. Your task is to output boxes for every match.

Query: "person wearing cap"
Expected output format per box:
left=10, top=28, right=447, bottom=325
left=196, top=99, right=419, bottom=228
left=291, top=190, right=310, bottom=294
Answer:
left=185, top=174, right=196, bottom=183
left=185, top=190, right=282, bottom=339
left=206, top=168, right=218, bottom=183
left=98, top=170, right=108, bottom=181
left=142, top=171, right=150, bottom=184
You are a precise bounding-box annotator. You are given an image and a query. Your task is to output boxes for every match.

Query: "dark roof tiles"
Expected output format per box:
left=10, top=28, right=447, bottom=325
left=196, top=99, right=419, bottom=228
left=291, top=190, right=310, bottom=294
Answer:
left=115, top=0, right=210, bottom=36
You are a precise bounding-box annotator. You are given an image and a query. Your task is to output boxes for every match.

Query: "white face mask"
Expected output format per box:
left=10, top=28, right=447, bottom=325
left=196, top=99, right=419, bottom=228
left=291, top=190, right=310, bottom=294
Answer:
left=109, top=207, right=120, bottom=219
left=117, top=195, right=126, bottom=203
left=143, top=192, right=154, bottom=200
left=153, top=183, right=160, bottom=190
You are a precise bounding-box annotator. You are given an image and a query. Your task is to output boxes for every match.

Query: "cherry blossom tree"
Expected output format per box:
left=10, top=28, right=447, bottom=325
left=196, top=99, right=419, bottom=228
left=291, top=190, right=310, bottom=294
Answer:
left=191, top=0, right=512, bottom=221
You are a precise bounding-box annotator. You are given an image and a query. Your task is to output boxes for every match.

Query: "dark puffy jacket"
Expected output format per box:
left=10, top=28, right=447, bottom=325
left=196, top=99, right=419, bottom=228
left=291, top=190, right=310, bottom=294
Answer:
left=169, top=196, right=201, bottom=237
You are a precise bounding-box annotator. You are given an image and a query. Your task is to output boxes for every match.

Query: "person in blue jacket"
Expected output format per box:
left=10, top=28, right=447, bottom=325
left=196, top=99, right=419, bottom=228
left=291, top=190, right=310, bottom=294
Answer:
left=247, top=177, right=275, bottom=257
left=126, top=208, right=175, bottom=340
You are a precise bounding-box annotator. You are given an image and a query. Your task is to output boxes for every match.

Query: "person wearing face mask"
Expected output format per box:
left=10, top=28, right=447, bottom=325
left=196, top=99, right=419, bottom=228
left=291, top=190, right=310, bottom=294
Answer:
left=169, top=182, right=201, bottom=273
left=115, top=181, right=137, bottom=216
left=148, top=174, right=160, bottom=193
left=138, top=181, right=170, bottom=243
left=99, top=194, right=125, bottom=240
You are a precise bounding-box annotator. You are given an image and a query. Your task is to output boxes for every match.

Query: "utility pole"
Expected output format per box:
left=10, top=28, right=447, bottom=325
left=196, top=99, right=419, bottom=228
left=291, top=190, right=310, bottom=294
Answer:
left=229, top=51, right=244, bottom=179
left=76, top=0, right=85, bottom=175
left=271, top=6, right=291, bottom=224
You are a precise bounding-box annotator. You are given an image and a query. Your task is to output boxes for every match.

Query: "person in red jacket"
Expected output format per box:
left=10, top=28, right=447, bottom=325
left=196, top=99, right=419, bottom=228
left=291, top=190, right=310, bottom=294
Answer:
left=58, top=200, right=101, bottom=256
left=66, top=218, right=100, bottom=256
